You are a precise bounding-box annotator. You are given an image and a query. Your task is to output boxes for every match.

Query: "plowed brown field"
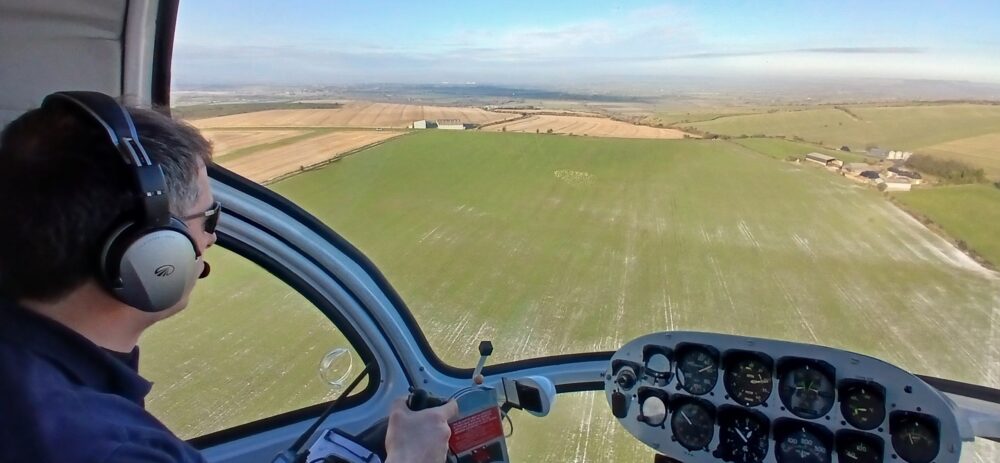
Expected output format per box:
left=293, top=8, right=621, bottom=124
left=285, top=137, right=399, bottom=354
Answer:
left=483, top=115, right=689, bottom=139
left=192, top=102, right=512, bottom=129
left=203, top=129, right=307, bottom=156
left=218, top=130, right=404, bottom=183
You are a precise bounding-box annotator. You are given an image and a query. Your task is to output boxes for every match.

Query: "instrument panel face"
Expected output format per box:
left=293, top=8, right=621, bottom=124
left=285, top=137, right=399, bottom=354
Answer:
left=604, top=332, right=961, bottom=463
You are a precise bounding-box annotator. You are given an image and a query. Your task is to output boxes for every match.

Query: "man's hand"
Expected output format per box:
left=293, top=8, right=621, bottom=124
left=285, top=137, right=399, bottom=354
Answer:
left=385, top=397, right=459, bottom=463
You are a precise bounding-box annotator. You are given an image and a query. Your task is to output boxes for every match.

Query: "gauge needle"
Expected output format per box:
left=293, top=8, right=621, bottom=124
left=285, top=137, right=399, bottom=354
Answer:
left=681, top=412, right=693, bottom=425
left=735, top=428, right=749, bottom=443
left=698, top=365, right=713, bottom=373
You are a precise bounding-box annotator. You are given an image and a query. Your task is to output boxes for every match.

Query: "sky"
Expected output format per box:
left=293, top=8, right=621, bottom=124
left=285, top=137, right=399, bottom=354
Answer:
left=173, top=0, right=1000, bottom=87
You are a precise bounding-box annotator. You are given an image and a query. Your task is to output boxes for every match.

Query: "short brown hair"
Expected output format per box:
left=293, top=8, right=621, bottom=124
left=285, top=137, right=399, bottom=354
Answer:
left=0, top=104, right=212, bottom=302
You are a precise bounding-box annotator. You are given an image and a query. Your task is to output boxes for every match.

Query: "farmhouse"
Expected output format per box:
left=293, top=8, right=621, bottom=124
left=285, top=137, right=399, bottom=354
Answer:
left=886, top=150, right=913, bottom=161
left=805, top=152, right=843, bottom=168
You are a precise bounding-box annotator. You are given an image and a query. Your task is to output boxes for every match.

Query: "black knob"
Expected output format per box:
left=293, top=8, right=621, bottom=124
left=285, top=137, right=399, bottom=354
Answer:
left=478, top=341, right=494, bottom=356
left=616, top=367, right=638, bottom=390
left=612, top=391, right=630, bottom=418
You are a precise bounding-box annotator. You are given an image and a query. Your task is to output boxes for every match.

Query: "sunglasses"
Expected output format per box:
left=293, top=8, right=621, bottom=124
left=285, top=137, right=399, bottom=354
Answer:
left=181, top=201, right=222, bottom=234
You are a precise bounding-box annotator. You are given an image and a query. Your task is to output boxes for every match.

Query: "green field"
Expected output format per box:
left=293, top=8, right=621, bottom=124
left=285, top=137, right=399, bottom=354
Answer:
left=729, top=137, right=868, bottom=163
left=922, top=132, right=1000, bottom=178
left=684, top=104, right=1000, bottom=176
left=141, top=131, right=1000, bottom=460
left=894, top=184, right=1000, bottom=267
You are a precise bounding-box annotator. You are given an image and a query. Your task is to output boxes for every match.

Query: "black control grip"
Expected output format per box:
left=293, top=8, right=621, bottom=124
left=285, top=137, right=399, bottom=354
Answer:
left=407, top=388, right=446, bottom=411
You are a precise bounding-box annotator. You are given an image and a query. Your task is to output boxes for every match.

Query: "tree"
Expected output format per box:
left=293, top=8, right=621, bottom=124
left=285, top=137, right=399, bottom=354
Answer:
left=501, top=126, right=506, bottom=132
left=546, top=128, right=554, bottom=134
left=840, top=145, right=851, bottom=152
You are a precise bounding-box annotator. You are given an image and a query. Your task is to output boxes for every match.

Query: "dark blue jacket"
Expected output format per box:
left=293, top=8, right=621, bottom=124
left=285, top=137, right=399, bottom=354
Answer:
left=0, top=299, right=205, bottom=462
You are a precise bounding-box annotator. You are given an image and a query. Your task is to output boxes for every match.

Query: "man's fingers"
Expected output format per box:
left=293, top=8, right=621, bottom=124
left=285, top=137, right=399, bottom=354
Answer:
left=440, top=400, right=459, bottom=420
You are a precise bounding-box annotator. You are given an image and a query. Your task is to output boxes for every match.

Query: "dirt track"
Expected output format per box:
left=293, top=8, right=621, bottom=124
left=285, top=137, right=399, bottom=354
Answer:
left=218, top=130, right=404, bottom=183
left=192, top=102, right=513, bottom=129
left=483, top=114, right=690, bottom=139
left=202, top=129, right=307, bottom=156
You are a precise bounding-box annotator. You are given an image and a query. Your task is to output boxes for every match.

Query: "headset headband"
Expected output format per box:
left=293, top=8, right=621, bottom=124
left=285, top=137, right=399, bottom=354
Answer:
left=41, top=91, right=171, bottom=227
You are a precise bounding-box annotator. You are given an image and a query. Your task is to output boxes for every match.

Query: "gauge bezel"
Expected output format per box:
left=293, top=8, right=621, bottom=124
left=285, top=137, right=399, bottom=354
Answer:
left=669, top=396, right=716, bottom=451
left=776, top=358, right=837, bottom=419
left=642, top=345, right=674, bottom=386
left=836, top=430, right=884, bottom=463
left=715, top=405, right=771, bottom=463
left=838, top=380, right=886, bottom=431
left=638, top=387, right=670, bottom=427
left=722, top=350, right=775, bottom=407
left=674, top=343, right=721, bottom=396
left=889, top=411, right=940, bottom=463
left=773, top=418, right=833, bottom=463
left=612, top=359, right=643, bottom=392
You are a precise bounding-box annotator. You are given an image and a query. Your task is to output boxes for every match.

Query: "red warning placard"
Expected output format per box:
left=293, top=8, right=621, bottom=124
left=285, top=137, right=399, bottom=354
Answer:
left=448, top=407, right=504, bottom=454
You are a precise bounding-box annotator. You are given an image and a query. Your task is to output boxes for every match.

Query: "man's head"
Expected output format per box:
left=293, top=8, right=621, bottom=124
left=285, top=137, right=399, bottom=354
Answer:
left=0, top=97, right=215, bottom=319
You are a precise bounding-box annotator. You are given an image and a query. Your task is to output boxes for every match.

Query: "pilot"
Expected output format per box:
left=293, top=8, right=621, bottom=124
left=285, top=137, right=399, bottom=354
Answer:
left=0, top=93, right=457, bottom=463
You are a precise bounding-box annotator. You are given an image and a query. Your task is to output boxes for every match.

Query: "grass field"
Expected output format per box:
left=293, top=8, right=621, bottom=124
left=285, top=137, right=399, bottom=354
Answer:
left=893, top=184, right=1000, bottom=267
left=684, top=104, right=1000, bottom=177
left=141, top=131, right=1000, bottom=461
left=923, top=132, right=1000, bottom=178
left=729, top=137, right=869, bottom=163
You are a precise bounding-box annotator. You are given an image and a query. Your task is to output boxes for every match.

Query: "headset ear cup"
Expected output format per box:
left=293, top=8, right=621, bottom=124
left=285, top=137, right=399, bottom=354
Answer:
left=101, top=220, right=198, bottom=312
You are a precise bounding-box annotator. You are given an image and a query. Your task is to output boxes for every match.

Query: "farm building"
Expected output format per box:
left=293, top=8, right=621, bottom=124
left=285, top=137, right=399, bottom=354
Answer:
left=805, top=152, right=843, bottom=167
left=881, top=178, right=912, bottom=192
left=859, top=170, right=881, bottom=180
left=886, top=150, right=913, bottom=160
left=888, top=166, right=922, bottom=180
left=844, top=162, right=872, bottom=173
left=437, top=119, right=466, bottom=130
left=410, top=120, right=437, bottom=129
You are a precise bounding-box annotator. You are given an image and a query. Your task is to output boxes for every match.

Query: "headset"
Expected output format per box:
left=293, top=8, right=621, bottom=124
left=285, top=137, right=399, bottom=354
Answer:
left=40, top=91, right=200, bottom=313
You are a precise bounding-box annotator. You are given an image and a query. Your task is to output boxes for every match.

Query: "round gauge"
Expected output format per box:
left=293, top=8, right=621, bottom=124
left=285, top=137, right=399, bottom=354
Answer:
left=840, top=384, right=885, bottom=430
left=676, top=347, right=719, bottom=395
left=715, top=410, right=769, bottom=463
left=890, top=415, right=939, bottom=463
left=837, top=432, right=883, bottom=463
left=724, top=355, right=773, bottom=407
left=776, top=427, right=831, bottom=463
left=778, top=364, right=835, bottom=419
left=670, top=401, right=714, bottom=450
left=645, top=351, right=672, bottom=385
left=640, top=394, right=667, bottom=426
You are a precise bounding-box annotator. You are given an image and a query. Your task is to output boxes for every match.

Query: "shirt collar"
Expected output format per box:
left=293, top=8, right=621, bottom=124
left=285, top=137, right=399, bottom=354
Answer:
left=0, top=299, right=152, bottom=405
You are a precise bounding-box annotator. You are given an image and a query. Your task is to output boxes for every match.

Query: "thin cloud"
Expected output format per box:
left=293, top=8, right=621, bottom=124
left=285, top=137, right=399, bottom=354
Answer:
left=800, top=47, right=927, bottom=54
left=666, top=47, right=927, bottom=60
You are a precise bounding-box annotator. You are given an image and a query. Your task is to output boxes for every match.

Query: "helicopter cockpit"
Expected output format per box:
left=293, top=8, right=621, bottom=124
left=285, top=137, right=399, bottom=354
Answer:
left=1, top=1, right=999, bottom=463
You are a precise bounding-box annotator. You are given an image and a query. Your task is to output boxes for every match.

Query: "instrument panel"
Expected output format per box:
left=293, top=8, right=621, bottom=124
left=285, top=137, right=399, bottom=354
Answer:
left=604, top=332, right=962, bottom=463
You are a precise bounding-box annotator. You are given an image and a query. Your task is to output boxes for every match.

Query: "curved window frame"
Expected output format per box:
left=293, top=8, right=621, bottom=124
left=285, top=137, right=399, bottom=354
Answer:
left=185, top=230, right=381, bottom=449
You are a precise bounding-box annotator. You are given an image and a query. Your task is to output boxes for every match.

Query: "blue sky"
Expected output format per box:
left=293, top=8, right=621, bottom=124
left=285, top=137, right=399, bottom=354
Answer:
left=173, top=1, right=1000, bottom=86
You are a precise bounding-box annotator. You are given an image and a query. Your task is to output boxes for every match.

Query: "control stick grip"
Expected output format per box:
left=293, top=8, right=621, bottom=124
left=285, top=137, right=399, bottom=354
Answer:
left=407, top=388, right=446, bottom=411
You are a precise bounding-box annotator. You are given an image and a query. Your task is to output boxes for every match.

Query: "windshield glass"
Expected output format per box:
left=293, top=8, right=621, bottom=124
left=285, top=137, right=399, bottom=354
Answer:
left=168, top=0, right=999, bottom=458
